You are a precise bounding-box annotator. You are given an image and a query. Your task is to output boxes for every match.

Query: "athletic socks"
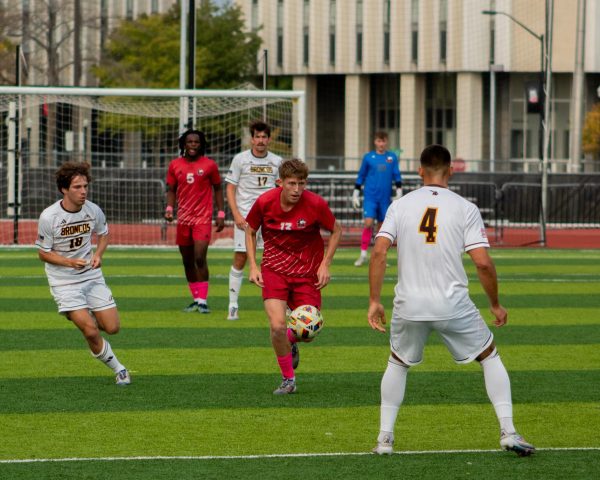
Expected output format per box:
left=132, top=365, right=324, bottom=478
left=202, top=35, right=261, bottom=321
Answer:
left=189, top=281, right=209, bottom=304
left=228, top=267, right=244, bottom=305
left=360, top=227, right=373, bottom=252
left=276, top=353, right=295, bottom=380
left=286, top=328, right=298, bottom=344
left=92, top=338, right=125, bottom=374
left=480, top=349, right=516, bottom=433
left=379, top=355, right=408, bottom=434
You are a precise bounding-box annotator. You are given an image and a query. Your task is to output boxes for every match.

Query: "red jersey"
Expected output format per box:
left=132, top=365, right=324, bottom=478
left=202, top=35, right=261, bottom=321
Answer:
left=246, top=187, right=336, bottom=277
left=166, top=156, right=221, bottom=225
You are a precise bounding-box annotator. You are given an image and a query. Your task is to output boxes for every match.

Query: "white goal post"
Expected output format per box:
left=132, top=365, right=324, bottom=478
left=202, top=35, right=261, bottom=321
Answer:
left=0, top=85, right=305, bottom=246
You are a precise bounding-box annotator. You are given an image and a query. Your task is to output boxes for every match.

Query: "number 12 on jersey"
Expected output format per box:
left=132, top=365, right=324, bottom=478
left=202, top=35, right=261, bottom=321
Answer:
left=419, top=207, right=438, bottom=243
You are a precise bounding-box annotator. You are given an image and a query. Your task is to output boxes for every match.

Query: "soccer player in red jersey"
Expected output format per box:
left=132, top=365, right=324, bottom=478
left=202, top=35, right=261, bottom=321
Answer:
left=245, top=158, right=342, bottom=394
left=165, top=130, right=225, bottom=313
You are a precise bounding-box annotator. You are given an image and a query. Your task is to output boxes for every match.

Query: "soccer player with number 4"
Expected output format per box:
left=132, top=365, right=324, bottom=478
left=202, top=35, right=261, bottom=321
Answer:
left=246, top=159, right=342, bottom=395
left=36, top=161, right=130, bottom=386
left=225, top=120, right=282, bottom=321
left=165, top=129, right=225, bottom=314
left=368, top=144, right=535, bottom=456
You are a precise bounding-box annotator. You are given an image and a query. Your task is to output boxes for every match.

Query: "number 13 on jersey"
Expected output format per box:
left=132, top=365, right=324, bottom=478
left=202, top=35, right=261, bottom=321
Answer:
left=419, top=207, right=438, bottom=243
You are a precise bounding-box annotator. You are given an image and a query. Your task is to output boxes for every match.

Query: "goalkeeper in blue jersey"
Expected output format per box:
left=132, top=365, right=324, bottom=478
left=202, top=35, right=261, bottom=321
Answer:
left=352, top=131, right=403, bottom=266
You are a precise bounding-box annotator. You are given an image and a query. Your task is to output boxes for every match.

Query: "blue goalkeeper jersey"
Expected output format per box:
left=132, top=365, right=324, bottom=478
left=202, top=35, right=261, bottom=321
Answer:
left=355, top=150, right=402, bottom=201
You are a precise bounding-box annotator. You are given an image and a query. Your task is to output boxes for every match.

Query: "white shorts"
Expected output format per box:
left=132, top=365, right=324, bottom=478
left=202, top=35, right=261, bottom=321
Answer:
left=234, top=225, right=264, bottom=253
left=50, top=278, right=116, bottom=314
left=390, top=311, right=493, bottom=366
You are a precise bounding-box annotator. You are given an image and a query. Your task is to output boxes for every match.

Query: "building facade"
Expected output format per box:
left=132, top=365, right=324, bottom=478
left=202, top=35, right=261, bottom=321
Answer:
left=236, top=0, right=600, bottom=172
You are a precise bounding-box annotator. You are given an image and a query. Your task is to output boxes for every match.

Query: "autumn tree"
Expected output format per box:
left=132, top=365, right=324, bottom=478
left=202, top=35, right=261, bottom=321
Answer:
left=93, top=1, right=261, bottom=89
left=582, top=102, right=600, bottom=161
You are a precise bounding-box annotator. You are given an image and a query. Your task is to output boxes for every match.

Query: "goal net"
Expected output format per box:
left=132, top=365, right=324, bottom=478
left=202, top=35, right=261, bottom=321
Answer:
left=0, top=85, right=305, bottom=246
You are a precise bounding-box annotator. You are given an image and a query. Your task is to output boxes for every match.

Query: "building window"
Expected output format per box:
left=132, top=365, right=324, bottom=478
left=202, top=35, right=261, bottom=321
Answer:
left=151, top=0, right=159, bottom=14
left=277, top=0, right=283, bottom=66
left=425, top=74, right=456, bottom=153
left=383, top=0, right=391, bottom=64
left=100, top=0, right=108, bottom=49
left=303, top=0, right=310, bottom=66
left=439, top=0, right=447, bottom=63
left=356, top=0, right=363, bottom=64
left=329, top=0, right=336, bottom=65
left=251, top=0, right=259, bottom=31
left=126, top=0, right=133, bottom=20
left=371, top=75, right=400, bottom=148
left=411, top=0, right=418, bottom=63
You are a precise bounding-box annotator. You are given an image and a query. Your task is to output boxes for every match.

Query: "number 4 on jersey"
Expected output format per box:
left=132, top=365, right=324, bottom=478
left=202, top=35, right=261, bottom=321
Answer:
left=419, top=207, right=438, bottom=243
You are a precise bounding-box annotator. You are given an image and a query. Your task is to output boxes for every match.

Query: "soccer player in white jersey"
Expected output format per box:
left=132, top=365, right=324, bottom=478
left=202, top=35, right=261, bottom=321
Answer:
left=36, top=161, right=130, bottom=386
left=368, top=145, right=534, bottom=456
left=224, top=121, right=282, bottom=320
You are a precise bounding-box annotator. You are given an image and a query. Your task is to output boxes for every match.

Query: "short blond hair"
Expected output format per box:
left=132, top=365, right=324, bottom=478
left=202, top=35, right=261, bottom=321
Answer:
left=279, top=158, right=309, bottom=180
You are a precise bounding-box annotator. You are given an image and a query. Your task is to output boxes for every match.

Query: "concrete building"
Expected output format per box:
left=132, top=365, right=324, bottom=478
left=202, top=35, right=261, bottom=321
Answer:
left=235, top=0, right=600, bottom=172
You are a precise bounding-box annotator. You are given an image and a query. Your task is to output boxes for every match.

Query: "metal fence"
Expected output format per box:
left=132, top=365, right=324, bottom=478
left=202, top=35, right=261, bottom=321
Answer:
left=2, top=166, right=600, bottom=246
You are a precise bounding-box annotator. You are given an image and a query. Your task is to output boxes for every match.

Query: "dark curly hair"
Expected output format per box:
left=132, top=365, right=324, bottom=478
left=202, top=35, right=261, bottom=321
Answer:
left=178, top=129, right=207, bottom=157
left=55, top=161, right=91, bottom=192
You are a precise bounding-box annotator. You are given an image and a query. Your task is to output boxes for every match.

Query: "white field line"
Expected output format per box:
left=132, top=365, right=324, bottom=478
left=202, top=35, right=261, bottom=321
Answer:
left=1, top=447, right=599, bottom=464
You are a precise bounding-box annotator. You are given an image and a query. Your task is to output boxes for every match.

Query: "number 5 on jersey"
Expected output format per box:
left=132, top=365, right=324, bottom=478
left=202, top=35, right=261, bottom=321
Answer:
left=419, top=207, right=438, bottom=243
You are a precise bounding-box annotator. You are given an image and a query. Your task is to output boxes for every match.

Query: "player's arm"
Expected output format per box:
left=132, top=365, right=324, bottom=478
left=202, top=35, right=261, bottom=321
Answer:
left=368, top=236, right=392, bottom=333
left=165, top=184, right=176, bottom=222
left=213, top=182, right=225, bottom=232
left=38, top=249, right=88, bottom=270
left=226, top=182, right=246, bottom=230
left=315, top=220, right=342, bottom=290
left=90, top=233, right=109, bottom=269
left=468, top=247, right=507, bottom=327
left=245, top=225, right=263, bottom=287
left=352, top=156, right=369, bottom=209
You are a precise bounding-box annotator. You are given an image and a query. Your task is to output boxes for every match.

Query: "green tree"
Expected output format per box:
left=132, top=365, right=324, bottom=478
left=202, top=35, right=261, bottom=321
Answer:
left=93, top=2, right=261, bottom=89
left=582, top=102, right=600, bottom=160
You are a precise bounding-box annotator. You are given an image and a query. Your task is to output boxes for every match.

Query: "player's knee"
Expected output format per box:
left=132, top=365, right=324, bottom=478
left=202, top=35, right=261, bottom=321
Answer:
left=103, top=323, right=120, bottom=335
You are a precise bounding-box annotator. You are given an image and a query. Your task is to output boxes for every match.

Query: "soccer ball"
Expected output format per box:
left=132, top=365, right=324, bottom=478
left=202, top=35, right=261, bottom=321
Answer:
left=287, top=304, right=324, bottom=340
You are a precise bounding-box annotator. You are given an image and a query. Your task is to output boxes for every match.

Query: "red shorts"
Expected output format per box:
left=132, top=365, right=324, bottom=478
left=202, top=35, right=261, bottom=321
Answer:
left=176, top=222, right=212, bottom=246
left=261, top=267, right=321, bottom=310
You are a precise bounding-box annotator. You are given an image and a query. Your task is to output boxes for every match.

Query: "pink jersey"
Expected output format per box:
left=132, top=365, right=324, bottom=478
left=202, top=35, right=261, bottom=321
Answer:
left=166, top=156, right=221, bottom=225
left=246, top=187, right=337, bottom=277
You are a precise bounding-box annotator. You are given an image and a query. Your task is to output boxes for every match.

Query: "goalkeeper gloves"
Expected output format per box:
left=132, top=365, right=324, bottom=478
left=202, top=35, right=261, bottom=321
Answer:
left=394, top=188, right=403, bottom=201
left=352, top=189, right=361, bottom=210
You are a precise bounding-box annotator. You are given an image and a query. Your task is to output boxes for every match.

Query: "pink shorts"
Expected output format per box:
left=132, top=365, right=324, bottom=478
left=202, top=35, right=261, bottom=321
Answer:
left=261, top=267, right=321, bottom=310
left=176, top=222, right=212, bottom=246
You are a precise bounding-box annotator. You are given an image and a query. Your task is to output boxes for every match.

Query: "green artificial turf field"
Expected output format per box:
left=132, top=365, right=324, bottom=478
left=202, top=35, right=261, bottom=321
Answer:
left=0, top=247, right=599, bottom=479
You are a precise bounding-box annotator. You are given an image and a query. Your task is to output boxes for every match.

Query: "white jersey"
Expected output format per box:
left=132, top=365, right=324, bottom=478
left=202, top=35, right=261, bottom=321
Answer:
left=224, top=149, right=282, bottom=217
left=377, top=185, right=489, bottom=321
left=36, top=200, right=108, bottom=287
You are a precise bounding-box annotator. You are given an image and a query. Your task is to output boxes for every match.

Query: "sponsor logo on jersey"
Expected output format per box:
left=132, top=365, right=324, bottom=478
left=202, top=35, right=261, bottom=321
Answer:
left=38, top=234, right=44, bottom=240
left=480, top=228, right=488, bottom=239
left=197, top=169, right=204, bottom=176
left=250, top=166, right=274, bottom=173
left=60, top=223, right=91, bottom=236
left=386, top=156, right=393, bottom=163
left=60, top=219, right=67, bottom=224
left=296, top=219, right=306, bottom=229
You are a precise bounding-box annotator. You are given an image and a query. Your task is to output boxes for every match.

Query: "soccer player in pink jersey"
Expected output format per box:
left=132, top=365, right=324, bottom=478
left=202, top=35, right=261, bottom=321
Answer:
left=245, top=159, right=342, bottom=394
left=165, top=130, right=225, bottom=313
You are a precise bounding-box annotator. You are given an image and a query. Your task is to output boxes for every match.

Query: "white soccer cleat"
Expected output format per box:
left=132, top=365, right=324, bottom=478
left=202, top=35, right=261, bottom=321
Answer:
left=500, top=430, right=536, bottom=456
left=115, top=369, right=131, bottom=386
left=227, top=304, right=239, bottom=321
left=354, top=254, right=367, bottom=267
left=273, top=377, right=297, bottom=395
left=372, top=434, right=394, bottom=455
